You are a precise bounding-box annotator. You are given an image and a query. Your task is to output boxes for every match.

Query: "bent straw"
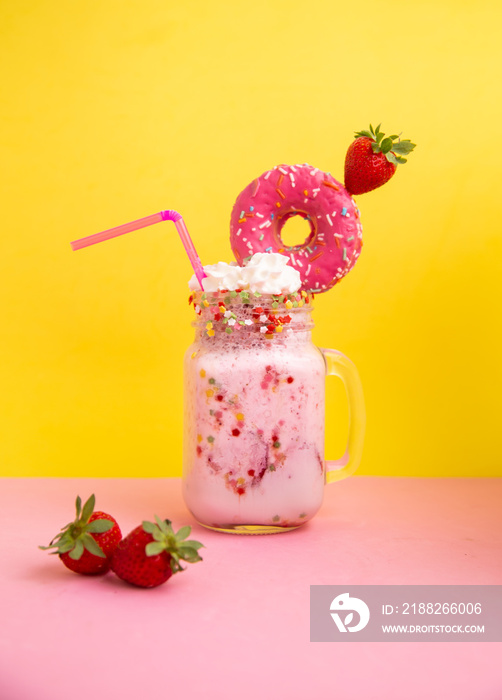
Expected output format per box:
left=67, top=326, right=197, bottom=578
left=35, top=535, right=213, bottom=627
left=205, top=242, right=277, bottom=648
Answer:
left=70, top=210, right=207, bottom=287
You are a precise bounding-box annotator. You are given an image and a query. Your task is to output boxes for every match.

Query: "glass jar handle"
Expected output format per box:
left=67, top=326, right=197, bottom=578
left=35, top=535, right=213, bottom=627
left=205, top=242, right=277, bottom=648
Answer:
left=319, top=348, right=366, bottom=484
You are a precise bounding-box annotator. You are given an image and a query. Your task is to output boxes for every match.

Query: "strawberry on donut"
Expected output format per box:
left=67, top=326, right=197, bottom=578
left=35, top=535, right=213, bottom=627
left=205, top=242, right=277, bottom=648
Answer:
left=230, top=164, right=363, bottom=293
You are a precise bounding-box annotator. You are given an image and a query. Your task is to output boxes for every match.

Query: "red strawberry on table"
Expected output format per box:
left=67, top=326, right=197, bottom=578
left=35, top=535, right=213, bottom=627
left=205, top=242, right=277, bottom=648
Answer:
left=40, top=494, right=121, bottom=575
left=111, top=517, right=204, bottom=588
left=344, top=123, right=416, bottom=195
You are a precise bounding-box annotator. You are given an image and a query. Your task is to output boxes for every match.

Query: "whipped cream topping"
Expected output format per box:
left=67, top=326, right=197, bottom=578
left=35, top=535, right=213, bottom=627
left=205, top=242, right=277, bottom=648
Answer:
left=190, top=261, right=246, bottom=293
left=189, top=253, right=301, bottom=295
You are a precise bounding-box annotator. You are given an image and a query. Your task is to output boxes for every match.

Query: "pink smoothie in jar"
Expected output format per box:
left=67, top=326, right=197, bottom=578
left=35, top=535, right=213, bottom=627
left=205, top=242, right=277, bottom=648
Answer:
left=183, top=288, right=326, bottom=533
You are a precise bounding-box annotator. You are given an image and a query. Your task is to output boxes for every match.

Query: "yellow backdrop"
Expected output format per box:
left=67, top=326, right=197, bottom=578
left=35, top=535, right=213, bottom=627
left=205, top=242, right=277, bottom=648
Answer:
left=1, top=0, right=501, bottom=477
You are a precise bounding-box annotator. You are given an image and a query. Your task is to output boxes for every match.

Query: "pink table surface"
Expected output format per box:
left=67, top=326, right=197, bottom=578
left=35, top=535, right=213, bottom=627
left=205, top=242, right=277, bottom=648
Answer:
left=1, top=477, right=501, bottom=700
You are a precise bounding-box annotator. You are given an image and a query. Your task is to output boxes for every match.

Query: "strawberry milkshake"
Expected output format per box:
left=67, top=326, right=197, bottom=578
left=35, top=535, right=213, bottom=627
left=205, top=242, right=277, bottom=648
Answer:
left=183, top=254, right=327, bottom=533
left=69, top=124, right=416, bottom=534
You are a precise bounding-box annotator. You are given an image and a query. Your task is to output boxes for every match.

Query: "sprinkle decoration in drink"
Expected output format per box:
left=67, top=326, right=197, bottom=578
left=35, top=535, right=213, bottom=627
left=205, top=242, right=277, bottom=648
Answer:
left=70, top=209, right=207, bottom=287
left=189, top=287, right=311, bottom=339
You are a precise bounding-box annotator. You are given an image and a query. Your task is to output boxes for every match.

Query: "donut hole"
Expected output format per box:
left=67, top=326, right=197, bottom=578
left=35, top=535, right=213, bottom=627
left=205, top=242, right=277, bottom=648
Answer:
left=278, top=213, right=315, bottom=249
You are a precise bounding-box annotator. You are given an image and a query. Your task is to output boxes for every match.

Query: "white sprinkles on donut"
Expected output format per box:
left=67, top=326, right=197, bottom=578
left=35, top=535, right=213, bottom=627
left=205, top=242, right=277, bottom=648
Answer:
left=230, top=164, right=363, bottom=293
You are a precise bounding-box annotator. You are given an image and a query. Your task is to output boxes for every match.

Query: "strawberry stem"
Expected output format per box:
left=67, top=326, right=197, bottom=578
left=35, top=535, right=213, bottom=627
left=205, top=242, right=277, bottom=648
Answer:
left=354, top=124, right=416, bottom=165
left=39, top=494, right=113, bottom=560
left=142, top=518, right=204, bottom=574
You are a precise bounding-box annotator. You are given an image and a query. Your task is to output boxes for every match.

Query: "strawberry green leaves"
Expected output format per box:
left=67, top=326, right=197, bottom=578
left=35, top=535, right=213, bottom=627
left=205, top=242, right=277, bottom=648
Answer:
left=355, top=123, right=416, bottom=165
left=143, top=517, right=204, bottom=574
left=388, top=139, right=416, bottom=165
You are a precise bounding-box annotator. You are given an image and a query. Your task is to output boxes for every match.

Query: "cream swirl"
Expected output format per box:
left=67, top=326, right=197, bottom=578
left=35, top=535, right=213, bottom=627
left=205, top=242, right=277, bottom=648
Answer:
left=189, top=261, right=247, bottom=293
left=188, top=253, right=301, bottom=294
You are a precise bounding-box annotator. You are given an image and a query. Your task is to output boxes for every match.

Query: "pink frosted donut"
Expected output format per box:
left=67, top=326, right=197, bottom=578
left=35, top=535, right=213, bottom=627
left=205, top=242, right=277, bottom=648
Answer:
left=230, top=164, right=363, bottom=293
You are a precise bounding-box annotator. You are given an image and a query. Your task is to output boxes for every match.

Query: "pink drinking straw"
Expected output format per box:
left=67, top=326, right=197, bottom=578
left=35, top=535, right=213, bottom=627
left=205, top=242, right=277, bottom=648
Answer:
left=70, top=210, right=207, bottom=287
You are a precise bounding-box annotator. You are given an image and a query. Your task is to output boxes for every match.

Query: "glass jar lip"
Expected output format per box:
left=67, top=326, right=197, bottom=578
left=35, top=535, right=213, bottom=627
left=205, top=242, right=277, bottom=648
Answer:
left=188, top=288, right=314, bottom=338
left=188, top=288, right=314, bottom=308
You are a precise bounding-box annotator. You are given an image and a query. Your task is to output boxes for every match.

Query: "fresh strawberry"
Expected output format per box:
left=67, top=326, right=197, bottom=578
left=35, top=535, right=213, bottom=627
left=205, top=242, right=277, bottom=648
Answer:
left=344, top=124, right=416, bottom=195
left=111, top=517, right=204, bottom=588
left=40, top=494, right=122, bottom=575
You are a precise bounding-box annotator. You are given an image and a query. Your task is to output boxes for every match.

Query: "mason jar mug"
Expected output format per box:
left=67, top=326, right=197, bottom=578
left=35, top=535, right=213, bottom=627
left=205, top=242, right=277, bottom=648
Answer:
left=182, top=289, right=365, bottom=534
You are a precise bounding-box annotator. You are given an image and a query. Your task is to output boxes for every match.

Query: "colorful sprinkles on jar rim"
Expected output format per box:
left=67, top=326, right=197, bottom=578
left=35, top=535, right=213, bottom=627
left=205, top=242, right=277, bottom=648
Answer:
left=190, top=289, right=314, bottom=338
